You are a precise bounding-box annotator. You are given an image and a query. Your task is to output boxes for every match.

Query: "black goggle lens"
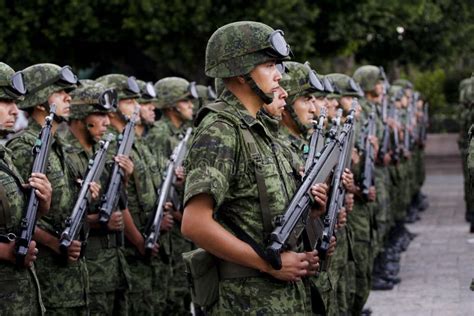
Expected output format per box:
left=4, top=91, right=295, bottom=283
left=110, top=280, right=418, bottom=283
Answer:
left=11, top=72, right=26, bottom=94
left=207, top=86, right=217, bottom=100
left=99, top=89, right=118, bottom=110
left=323, top=77, right=334, bottom=93
left=276, top=62, right=286, bottom=74
left=144, top=82, right=156, bottom=98
left=268, top=30, right=291, bottom=58
left=60, top=66, right=78, bottom=85
left=188, top=82, right=198, bottom=99
left=126, top=76, right=140, bottom=95
left=309, top=70, right=324, bottom=91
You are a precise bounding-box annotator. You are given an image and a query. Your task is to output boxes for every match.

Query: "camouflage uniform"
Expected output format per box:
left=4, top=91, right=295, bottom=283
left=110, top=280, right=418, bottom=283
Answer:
left=148, top=76, right=197, bottom=315
left=7, top=64, right=89, bottom=315
left=184, top=21, right=308, bottom=314
left=96, top=74, right=160, bottom=315
left=64, top=81, right=131, bottom=316
left=0, top=62, right=44, bottom=316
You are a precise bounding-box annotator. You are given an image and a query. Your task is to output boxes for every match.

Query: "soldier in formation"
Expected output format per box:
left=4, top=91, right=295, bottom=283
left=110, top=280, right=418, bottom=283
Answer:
left=1, top=20, right=432, bottom=316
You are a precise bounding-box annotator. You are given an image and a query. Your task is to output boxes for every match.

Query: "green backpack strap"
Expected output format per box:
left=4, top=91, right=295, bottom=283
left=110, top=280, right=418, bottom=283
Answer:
left=240, top=126, right=273, bottom=237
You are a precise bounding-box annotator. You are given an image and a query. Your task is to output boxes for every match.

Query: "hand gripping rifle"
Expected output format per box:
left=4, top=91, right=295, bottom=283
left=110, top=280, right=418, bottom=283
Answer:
left=98, top=107, right=139, bottom=242
left=265, top=110, right=355, bottom=270
left=15, top=105, right=56, bottom=266
left=144, top=127, right=193, bottom=257
left=59, top=134, right=114, bottom=253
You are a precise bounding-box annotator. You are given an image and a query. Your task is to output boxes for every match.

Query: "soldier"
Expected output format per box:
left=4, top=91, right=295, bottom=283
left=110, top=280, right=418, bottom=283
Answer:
left=354, top=65, right=398, bottom=292
left=96, top=74, right=161, bottom=315
left=193, top=84, right=217, bottom=114
left=137, top=80, right=159, bottom=138
left=181, top=21, right=328, bottom=314
left=6, top=63, right=91, bottom=315
left=0, top=62, right=52, bottom=315
left=150, top=76, right=198, bottom=314
left=64, top=80, right=132, bottom=315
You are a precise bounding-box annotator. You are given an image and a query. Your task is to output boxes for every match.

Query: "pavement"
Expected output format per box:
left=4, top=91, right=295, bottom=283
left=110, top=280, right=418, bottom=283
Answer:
left=365, top=134, right=474, bottom=315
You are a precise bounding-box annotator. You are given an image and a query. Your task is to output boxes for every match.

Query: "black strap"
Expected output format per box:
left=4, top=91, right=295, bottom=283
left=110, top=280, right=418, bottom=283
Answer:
left=221, top=216, right=271, bottom=265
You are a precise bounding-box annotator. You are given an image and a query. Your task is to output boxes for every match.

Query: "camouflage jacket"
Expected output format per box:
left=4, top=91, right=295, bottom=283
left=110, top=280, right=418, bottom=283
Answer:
left=0, top=145, right=44, bottom=315
left=184, top=89, right=307, bottom=314
left=6, top=119, right=88, bottom=309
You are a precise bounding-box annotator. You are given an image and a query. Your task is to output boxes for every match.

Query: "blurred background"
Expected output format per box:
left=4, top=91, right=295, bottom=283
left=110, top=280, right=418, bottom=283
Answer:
left=1, top=0, right=472, bottom=132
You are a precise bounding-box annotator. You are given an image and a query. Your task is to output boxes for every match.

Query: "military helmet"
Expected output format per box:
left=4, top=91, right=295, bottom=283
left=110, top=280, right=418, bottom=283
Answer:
left=353, top=65, right=384, bottom=92
left=154, top=77, right=198, bottom=109
left=312, top=74, right=335, bottom=98
left=279, top=61, right=324, bottom=106
left=69, top=80, right=117, bottom=120
left=137, top=79, right=158, bottom=104
left=392, top=78, right=414, bottom=90
left=205, top=21, right=291, bottom=78
left=459, top=77, right=472, bottom=104
left=194, top=84, right=217, bottom=110
left=214, top=78, right=225, bottom=97
left=95, top=74, right=141, bottom=101
left=0, top=62, right=26, bottom=101
left=326, top=73, right=363, bottom=97
left=388, top=85, right=405, bottom=101
left=18, top=63, right=78, bottom=109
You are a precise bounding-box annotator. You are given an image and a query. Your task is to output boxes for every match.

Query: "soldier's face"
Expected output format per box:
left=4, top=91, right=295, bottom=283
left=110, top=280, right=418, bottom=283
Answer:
left=250, top=61, right=282, bottom=94
left=176, top=100, right=194, bottom=121
left=119, top=98, right=140, bottom=123
left=401, top=95, right=408, bottom=108
left=140, top=102, right=156, bottom=124
left=326, top=97, right=338, bottom=119
left=294, top=95, right=316, bottom=125
left=374, top=81, right=384, bottom=97
left=48, top=90, right=71, bottom=118
left=312, top=96, right=328, bottom=112
left=339, top=96, right=353, bottom=112
left=263, top=86, right=288, bottom=117
left=0, top=100, right=19, bottom=130
left=85, top=113, right=110, bottom=142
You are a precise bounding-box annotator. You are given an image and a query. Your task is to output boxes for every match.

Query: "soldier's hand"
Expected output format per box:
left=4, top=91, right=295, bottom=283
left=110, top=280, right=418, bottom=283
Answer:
left=24, top=240, right=39, bottom=268
left=336, top=207, right=347, bottom=229
left=165, top=201, right=182, bottom=222
left=107, top=211, right=124, bottom=231
left=267, top=251, right=310, bottom=282
left=160, top=210, right=174, bottom=232
left=369, top=135, right=379, bottom=154
left=345, top=193, right=354, bottom=213
left=26, top=173, right=52, bottom=216
left=368, top=186, right=376, bottom=202
left=115, top=155, right=134, bottom=184
left=383, top=153, right=391, bottom=166
left=327, top=236, right=337, bottom=257
left=303, top=250, right=320, bottom=276
left=67, top=240, right=82, bottom=263
left=310, top=183, right=328, bottom=217
left=342, top=169, right=355, bottom=193
left=89, top=181, right=101, bottom=201
left=138, top=239, right=159, bottom=258
left=174, top=166, right=186, bottom=188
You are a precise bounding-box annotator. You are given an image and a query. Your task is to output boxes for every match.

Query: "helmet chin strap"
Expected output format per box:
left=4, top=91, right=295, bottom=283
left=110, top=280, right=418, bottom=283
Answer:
left=243, top=73, right=274, bottom=105
left=286, top=103, right=310, bottom=137
left=85, top=122, right=98, bottom=144
left=42, top=102, right=68, bottom=123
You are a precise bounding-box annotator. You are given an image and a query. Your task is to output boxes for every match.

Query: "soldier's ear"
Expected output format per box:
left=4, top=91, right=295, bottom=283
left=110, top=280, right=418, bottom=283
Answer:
left=236, top=76, right=246, bottom=84
left=36, top=104, right=47, bottom=113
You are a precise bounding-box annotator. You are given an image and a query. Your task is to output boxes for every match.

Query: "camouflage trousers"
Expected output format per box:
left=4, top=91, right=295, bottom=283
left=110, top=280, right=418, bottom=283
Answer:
left=211, top=276, right=308, bottom=315
left=124, top=253, right=154, bottom=315
left=0, top=265, right=44, bottom=316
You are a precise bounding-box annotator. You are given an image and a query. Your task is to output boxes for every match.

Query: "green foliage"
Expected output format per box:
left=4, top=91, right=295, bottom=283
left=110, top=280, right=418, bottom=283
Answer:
left=411, top=68, right=447, bottom=114
left=0, top=0, right=472, bottom=126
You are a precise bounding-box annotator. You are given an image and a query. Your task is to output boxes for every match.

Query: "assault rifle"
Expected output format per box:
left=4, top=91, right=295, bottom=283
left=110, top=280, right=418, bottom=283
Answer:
left=15, top=105, right=56, bottom=266
left=98, top=107, right=139, bottom=237
left=144, top=127, right=193, bottom=256
left=361, top=105, right=376, bottom=199
left=304, top=108, right=327, bottom=176
left=265, top=110, right=355, bottom=270
left=59, top=134, right=114, bottom=253
left=316, top=108, right=355, bottom=270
